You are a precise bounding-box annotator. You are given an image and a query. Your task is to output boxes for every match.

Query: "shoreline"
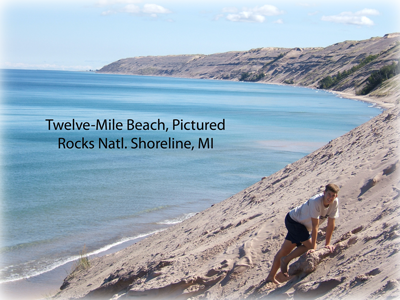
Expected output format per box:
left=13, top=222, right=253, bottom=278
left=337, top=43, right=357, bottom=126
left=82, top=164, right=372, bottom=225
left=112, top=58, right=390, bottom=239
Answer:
left=0, top=230, right=162, bottom=300
left=257, top=80, right=395, bottom=110
left=96, top=70, right=396, bottom=110
left=1, top=212, right=202, bottom=300
left=330, top=90, right=395, bottom=110
left=2, top=203, right=207, bottom=296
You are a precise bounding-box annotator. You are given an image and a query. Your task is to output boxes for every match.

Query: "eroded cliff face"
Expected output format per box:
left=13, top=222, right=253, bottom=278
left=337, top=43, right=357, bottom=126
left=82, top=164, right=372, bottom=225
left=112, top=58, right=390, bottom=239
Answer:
left=98, top=33, right=400, bottom=97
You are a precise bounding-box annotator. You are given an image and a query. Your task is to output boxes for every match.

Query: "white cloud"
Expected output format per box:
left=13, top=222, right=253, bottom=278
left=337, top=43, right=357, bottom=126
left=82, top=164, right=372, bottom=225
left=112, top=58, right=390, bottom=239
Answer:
left=274, top=19, right=283, bottom=24
left=101, top=3, right=172, bottom=18
left=354, top=9, right=380, bottom=16
left=321, top=8, right=380, bottom=26
left=123, top=4, right=140, bottom=13
left=227, top=12, right=265, bottom=23
left=322, top=15, right=374, bottom=26
left=142, top=4, right=171, bottom=14
left=222, top=5, right=284, bottom=23
left=254, top=5, right=283, bottom=16
left=123, top=4, right=171, bottom=18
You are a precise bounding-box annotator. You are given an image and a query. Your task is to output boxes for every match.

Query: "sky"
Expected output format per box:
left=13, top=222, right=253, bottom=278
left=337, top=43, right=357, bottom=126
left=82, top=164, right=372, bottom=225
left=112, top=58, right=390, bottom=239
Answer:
left=1, top=0, right=399, bottom=71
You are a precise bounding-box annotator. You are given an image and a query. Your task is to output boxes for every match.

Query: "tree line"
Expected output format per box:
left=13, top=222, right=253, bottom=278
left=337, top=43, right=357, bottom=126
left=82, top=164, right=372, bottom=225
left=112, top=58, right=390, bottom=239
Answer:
left=357, top=60, right=400, bottom=95
left=239, top=72, right=265, bottom=82
left=239, top=52, right=286, bottom=82
left=318, top=54, right=379, bottom=89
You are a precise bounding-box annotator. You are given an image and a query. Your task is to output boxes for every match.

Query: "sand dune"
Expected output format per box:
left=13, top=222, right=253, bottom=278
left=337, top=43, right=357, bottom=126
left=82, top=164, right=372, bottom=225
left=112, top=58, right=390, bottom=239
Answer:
left=54, top=104, right=399, bottom=300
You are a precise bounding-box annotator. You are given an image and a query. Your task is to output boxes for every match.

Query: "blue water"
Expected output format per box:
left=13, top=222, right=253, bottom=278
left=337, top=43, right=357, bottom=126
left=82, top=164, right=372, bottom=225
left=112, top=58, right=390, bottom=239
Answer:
left=0, top=69, right=381, bottom=283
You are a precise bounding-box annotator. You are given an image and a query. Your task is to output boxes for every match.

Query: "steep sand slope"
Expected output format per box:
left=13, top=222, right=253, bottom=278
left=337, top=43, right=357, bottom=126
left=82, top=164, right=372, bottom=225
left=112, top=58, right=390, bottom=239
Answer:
left=55, top=107, right=400, bottom=300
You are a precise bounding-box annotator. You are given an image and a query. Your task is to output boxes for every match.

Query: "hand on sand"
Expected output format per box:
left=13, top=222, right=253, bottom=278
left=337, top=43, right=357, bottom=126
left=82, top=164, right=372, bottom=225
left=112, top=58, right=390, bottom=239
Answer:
left=306, top=249, right=315, bottom=255
left=325, top=244, right=335, bottom=253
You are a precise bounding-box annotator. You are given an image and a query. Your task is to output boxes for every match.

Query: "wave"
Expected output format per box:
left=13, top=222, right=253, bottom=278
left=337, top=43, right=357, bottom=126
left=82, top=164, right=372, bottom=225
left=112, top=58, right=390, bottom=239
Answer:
left=1, top=211, right=196, bottom=284
left=156, top=212, right=197, bottom=225
left=0, top=229, right=163, bottom=284
left=256, top=140, right=325, bottom=153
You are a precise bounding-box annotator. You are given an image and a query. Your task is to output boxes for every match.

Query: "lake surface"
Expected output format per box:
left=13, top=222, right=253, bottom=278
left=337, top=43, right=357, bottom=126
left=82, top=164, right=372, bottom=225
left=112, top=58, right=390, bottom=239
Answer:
left=0, top=69, right=381, bottom=283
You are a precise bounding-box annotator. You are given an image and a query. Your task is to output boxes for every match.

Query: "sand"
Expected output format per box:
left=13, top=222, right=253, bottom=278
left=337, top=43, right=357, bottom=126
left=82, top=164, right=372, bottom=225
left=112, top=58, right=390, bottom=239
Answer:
left=332, top=91, right=397, bottom=110
left=50, top=91, right=399, bottom=300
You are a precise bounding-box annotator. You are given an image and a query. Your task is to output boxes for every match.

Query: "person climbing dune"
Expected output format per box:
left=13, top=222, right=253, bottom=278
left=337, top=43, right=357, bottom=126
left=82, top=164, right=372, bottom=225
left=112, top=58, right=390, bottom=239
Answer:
left=265, top=183, right=340, bottom=284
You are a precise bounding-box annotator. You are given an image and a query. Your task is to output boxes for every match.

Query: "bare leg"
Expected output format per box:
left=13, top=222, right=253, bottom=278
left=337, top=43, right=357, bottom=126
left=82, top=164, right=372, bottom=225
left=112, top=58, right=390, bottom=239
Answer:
left=280, top=239, right=313, bottom=276
left=266, top=239, right=296, bottom=284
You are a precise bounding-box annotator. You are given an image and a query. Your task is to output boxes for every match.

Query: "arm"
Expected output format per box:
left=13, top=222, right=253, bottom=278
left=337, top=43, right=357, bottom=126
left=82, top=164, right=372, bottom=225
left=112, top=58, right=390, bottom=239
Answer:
left=311, top=217, right=319, bottom=250
left=325, top=217, right=335, bottom=252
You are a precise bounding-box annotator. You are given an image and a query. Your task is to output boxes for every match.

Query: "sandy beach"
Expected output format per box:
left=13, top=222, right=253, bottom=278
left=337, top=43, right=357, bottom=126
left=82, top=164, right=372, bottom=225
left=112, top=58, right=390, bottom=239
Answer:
left=331, top=91, right=398, bottom=110
left=48, top=90, right=399, bottom=299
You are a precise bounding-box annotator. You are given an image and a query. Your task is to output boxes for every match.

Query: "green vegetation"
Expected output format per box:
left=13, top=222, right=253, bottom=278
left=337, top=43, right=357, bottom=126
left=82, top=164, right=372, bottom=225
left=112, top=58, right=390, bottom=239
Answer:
left=263, top=52, right=286, bottom=68
left=239, top=72, right=251, bottom=81
left=237, top=52, right=288, bottom=82
left=357, top=60, right=400, bottom=95
left=248, top=47, right=263, bottom=53
left=73, top=245, right=90, bottom=272
left=318, top=54, right=379, bottom=89
left=239, top=72, right=265, bottom=82
left=284, top=79, right=294, bottom=84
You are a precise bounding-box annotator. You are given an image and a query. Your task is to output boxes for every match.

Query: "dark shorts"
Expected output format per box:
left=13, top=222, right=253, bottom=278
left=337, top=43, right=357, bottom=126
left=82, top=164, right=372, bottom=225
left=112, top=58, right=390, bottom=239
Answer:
left=285, top=213, right=311, bottom=247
